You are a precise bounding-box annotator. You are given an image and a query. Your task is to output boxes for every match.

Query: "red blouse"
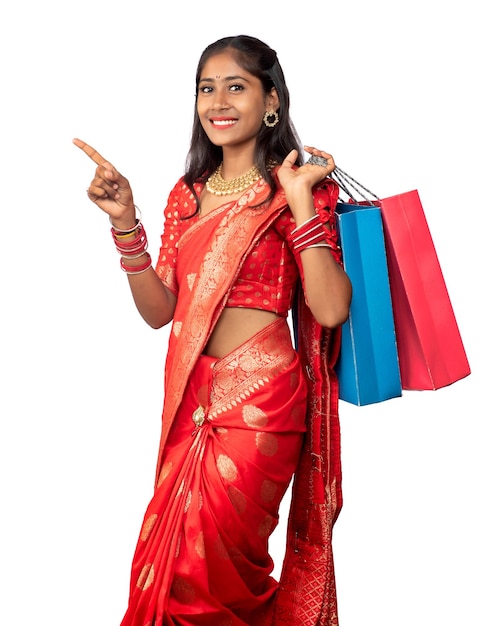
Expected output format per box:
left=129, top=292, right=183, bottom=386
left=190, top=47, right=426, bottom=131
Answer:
left=155, top=176, right=341, bottom=317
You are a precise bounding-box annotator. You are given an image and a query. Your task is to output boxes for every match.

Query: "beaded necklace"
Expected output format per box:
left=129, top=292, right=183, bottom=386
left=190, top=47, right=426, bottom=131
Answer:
left=205, top=163, right=262, bottom=196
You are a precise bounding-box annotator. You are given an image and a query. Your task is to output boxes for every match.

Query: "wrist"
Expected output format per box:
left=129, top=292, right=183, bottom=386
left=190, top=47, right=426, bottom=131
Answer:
left=111, top=209, right=152, bottom=275
left=110, top=205, right=139, bottom=232
left=287, top=195, right=316, bottom=225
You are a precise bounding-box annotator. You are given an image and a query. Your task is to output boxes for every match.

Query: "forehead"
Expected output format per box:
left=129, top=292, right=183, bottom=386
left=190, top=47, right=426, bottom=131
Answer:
left=199, top=50, right=254, bottom=81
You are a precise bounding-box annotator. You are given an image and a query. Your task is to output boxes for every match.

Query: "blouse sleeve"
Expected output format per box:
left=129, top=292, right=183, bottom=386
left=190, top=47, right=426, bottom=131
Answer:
left=154, top=181, right=184, bottom=296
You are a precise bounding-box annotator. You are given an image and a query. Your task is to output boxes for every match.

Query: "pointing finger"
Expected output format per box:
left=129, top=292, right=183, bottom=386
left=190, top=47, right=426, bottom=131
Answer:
left=73, top=137, right=114, bottom=169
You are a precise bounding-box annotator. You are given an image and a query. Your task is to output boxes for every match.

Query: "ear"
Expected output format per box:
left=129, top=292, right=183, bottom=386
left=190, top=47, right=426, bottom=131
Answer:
left=266, top=87, right=280, bottom=111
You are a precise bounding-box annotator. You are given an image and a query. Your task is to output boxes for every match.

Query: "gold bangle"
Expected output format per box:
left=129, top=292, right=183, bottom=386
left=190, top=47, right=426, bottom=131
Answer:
left=114, top=229, right=138, bottom=239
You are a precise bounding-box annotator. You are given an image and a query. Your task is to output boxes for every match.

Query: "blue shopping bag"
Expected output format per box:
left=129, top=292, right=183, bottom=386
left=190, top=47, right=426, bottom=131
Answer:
left=335, top=202, right=402, bottom=405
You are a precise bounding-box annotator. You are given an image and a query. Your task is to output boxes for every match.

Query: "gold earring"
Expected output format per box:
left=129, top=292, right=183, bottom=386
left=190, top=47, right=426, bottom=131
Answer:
left=263, top=110, right=279, bottom=128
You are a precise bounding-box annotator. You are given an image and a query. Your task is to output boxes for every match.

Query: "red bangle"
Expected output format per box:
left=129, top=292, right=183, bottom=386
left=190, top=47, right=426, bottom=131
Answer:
left=112, top=223, right=149, bottom=256
left=291, top=215, right=328, bottom=252
left=120, top=252, right=152, bottom=274
left=294, top=234, right=329, bottom=252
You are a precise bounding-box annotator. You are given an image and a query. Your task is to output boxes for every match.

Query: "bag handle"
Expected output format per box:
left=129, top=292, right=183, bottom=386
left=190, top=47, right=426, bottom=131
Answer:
left=330, top=167, right=380, bottom=205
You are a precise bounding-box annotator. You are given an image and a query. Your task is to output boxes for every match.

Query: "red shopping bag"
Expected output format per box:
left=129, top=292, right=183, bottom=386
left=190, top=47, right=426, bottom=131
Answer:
left=332, top=168, right=470, bottom=390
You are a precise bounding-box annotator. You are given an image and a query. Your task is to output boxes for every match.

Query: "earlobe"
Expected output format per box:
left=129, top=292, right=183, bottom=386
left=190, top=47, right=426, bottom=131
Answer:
left=267, top=87, right=280, bottom=111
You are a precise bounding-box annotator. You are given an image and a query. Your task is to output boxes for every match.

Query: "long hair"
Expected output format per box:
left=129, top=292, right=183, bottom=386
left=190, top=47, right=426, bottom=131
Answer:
left=183, top=35, right=303, bottom=213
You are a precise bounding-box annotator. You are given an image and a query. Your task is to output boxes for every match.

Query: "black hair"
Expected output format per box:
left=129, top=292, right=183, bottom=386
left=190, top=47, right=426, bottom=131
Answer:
left=183, top=35, right=303, bottom=213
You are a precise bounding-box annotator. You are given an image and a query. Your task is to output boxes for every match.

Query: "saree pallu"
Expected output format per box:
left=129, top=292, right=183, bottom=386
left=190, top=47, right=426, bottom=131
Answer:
left=273, top=299, right=342, bottom=626
left=120, top=318, right=307, bottom=626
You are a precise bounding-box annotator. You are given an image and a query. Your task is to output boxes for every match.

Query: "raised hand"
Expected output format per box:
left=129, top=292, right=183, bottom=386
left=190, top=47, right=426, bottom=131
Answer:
left=277, top=146, right=335, bottom=195
left=73, top=138, right=136, bottom=229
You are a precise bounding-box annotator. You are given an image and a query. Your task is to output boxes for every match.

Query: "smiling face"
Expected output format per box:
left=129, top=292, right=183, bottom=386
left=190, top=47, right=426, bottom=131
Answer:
left=196, top=50, right=279, bottom=157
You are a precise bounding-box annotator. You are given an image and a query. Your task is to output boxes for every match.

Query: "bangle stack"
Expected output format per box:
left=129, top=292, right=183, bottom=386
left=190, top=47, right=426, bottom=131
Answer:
left=291, top=214, right=331, bottom=253
left=111, top=217, right=152, bottom=275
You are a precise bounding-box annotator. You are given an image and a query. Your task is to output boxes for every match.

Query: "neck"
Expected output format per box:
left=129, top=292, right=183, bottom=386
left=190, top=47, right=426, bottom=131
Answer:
left=220, top=146, right=256, bottom=179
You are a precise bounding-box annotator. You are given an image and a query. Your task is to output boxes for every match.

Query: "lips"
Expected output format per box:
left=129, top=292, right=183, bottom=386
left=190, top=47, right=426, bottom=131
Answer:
left=210, top=118, right=237, bottom=128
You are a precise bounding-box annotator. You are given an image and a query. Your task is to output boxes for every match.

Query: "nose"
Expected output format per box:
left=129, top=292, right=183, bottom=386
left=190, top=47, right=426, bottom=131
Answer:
left=211, top=88, right=229, bottom=110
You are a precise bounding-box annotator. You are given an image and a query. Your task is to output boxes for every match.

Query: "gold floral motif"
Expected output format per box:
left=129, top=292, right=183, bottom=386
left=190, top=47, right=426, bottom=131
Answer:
left=157, top=461, right=173, bottom=487
left=255, top=432, right=279, bottom=456
left=136, top=563, right=155, bottom=590
left=228, top=544, right=245, bottom=566
left=291, top=403, right=306, bottom=427
left=242, top=404, right=269, bottom=429
left=214, top=426, right=229, bottom=440
left=175, top=479, right=186, bottom=499
left=216, top=454, right=238, bottom=482
left=172, top=576, right=196, bottom=603
left=186, top=273, right=197, bottom=291
left=208, top=319, right=294, bottom=418
left=238, top=353, right=261, bottom=373
left=258, top=515, right=274, bottom=538
left=227, top=484, right=247, bottom=514
left=140, top=514, right=158, bottom=541
left=174, top=533, right=182, bottom=558
left=195, top=531, right=206, bottom=558
left=260, top=480, right=278, bottom=503
left=173, top=321, right=182, bottom=337
left=184, top=490, right=192, bottom=513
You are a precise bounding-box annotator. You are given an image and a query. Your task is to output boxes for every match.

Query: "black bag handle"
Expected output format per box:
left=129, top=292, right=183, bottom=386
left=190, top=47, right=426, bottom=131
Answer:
left=331, top=167, right=380, bottom=206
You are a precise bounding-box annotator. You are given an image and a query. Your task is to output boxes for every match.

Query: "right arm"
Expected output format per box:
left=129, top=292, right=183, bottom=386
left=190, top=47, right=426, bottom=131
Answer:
left=73, top=138, right=176, bottom=328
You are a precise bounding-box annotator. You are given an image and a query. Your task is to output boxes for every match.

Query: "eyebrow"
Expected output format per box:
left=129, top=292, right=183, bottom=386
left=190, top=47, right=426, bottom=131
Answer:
left=198, top=75, right=250, bottom=84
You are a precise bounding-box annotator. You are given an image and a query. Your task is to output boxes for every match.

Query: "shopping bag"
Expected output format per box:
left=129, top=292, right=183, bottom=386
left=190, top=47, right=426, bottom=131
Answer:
left=334, top=202, right=402, bottom=405
left=332, top=168, right=470, bottom=391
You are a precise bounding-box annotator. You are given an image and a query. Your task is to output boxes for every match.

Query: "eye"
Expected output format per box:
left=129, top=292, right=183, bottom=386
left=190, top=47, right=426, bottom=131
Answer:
left=199, top=85, right=213, bottom=94
left=229, top=83, right=244, bottom=92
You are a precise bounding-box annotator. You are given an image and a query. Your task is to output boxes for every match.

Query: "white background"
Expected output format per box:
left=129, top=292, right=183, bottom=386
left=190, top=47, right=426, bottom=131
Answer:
left=1, top=1, right=499, bottom=625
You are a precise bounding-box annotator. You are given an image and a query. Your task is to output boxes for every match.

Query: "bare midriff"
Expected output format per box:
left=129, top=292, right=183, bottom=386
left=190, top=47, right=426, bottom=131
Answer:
left=203, top=307, right=281, bottom=358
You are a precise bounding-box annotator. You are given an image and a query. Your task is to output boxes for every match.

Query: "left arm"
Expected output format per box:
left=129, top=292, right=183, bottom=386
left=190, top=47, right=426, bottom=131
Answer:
left=278, top=147, right=352, bottom=328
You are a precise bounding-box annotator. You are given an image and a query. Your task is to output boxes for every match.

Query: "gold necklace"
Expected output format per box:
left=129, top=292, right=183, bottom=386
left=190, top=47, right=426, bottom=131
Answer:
left=205, top=163, right=262, bottom=196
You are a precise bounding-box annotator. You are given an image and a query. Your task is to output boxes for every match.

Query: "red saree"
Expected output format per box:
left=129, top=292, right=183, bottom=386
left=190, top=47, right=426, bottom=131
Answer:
left=120, top=174, right=343, bottom=625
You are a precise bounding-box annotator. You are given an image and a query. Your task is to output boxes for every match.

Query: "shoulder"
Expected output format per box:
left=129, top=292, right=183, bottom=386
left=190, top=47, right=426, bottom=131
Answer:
left=165, top=176, right=201, bottom=219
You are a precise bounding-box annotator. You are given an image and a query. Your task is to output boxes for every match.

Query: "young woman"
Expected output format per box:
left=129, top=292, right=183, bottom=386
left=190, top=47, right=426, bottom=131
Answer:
left=74, top=34, right=351, bottom=626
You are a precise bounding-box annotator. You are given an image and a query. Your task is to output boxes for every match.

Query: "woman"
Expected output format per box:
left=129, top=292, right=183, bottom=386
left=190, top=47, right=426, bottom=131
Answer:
left=74, top=34, right=351, bottom=626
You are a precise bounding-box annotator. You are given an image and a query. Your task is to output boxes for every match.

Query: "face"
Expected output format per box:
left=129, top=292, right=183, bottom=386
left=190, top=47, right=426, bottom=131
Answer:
left=197, top=51, right=278, bottom=154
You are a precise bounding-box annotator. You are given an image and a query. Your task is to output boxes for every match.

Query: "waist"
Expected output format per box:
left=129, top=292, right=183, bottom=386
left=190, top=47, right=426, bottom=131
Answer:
left=204, top=308, right=283, bottom=358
